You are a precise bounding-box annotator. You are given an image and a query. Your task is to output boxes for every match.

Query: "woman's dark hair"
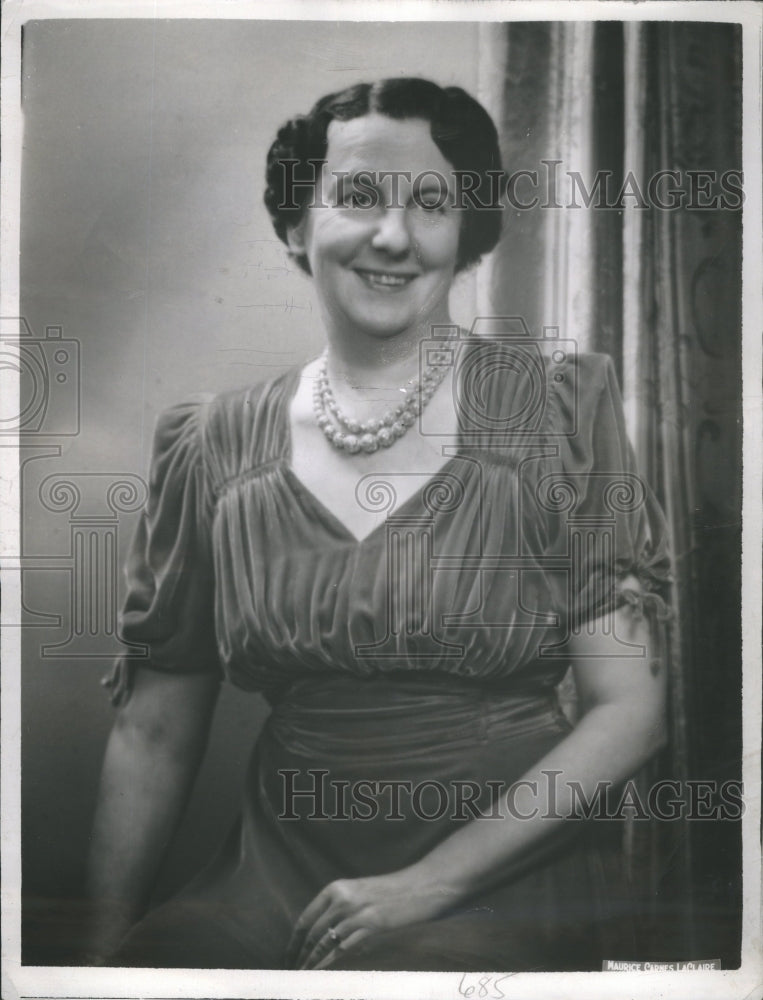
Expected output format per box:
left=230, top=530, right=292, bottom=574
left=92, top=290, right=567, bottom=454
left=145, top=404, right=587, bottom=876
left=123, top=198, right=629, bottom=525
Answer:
left=264, top=78, right=504, bottom=275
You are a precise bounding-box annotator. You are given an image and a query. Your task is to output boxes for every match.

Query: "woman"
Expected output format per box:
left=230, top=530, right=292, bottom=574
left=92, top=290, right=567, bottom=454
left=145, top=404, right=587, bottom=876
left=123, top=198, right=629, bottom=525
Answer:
left=85, top=78, right=671, bottom=971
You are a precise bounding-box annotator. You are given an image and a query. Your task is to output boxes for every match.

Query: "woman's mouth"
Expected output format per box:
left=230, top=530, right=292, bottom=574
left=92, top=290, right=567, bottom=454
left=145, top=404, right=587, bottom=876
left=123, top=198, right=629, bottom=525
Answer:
left=353, top=269, right=417, bottom=291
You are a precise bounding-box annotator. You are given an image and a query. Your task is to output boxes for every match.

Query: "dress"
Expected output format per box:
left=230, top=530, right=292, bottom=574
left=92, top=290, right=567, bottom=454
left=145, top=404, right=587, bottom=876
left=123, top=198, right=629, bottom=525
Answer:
left=108, top=348, right=671, bottom=970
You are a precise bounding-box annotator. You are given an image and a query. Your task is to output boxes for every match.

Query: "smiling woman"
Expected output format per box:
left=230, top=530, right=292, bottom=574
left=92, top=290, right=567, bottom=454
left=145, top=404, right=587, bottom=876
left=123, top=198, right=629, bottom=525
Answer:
left=285, top=115, right=463, bottom=344
left=84, top=77, right=671, bottom=971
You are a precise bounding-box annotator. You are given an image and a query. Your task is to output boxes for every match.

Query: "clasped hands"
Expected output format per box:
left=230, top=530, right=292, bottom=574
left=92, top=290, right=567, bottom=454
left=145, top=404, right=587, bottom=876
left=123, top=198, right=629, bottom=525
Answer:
left=285, top=868, right=453, bottom=970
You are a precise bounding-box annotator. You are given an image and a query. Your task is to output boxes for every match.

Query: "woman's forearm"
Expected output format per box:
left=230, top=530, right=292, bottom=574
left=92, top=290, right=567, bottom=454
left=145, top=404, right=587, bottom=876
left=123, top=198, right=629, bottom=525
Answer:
left=88, top=723, right=203, bottom=901
left=403, top=698, right=665, bottom=907
left=84, top=723, right=205, bottom=960
left=288, top=606, right=669, bottom=971
left=288, top=665, right=667, bottom=971
left=84, top=670, right=219, bottom=961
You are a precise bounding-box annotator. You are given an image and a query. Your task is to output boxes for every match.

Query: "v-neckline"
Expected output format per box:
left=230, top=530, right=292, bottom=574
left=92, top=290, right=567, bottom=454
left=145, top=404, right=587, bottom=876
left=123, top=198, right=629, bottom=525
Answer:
left=276, top=365, right=464, bottom=546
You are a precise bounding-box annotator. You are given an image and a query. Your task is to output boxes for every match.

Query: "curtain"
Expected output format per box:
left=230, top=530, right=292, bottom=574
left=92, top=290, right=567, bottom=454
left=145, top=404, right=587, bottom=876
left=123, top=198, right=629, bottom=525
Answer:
left=492, top=20, right=743, bottom=966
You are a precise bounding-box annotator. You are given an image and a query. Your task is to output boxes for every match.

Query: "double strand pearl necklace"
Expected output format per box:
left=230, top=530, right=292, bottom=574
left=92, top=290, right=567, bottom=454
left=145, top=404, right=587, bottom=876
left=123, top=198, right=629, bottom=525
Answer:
left=313, top=349, right=450, bottom=454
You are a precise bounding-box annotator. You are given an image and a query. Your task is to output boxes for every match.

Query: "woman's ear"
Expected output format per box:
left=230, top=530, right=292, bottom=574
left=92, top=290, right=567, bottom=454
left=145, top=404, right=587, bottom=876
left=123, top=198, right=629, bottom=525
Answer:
left=286, top=223, right=306, bottom=257
left=284, top=221, right=311, bottom=275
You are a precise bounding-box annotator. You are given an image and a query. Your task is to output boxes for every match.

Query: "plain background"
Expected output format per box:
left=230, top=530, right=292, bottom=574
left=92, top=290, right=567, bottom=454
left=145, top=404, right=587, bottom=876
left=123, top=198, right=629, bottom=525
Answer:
left=19, top=18, right=493, bottom=912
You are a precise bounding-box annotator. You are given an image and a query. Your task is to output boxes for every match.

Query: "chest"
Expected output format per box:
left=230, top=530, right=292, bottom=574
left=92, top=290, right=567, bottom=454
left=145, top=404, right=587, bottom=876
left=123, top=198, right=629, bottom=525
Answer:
left=287, top=371, right=461, bottom=543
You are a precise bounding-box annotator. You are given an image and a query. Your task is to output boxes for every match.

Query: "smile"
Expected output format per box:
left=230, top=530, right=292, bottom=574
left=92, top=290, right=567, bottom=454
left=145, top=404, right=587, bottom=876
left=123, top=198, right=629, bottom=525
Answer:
left=354, top=269, right=418, bottom=291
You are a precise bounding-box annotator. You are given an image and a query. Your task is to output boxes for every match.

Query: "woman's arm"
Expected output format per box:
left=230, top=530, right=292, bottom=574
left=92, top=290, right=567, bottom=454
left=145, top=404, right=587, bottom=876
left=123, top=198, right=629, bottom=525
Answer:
left=290, top=595, right=667, bottom=968
left=83, top=667, right=220, bottom=964
left=406, top=594, right=666, bottom=900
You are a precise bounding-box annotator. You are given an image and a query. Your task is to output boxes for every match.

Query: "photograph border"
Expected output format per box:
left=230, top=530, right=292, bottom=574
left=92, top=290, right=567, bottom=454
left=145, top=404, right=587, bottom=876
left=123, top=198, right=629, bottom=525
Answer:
left=1, top=2, right=761, bottom=999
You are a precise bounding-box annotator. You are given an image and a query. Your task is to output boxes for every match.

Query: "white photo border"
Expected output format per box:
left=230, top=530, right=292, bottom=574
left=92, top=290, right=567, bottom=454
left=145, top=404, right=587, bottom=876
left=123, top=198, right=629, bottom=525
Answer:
left=1, top=2, right=761, bottom=999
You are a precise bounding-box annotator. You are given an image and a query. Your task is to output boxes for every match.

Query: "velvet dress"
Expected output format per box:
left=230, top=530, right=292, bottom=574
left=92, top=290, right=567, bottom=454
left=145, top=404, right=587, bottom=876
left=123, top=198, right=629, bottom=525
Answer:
left=108, top=348, right=672, bottom=970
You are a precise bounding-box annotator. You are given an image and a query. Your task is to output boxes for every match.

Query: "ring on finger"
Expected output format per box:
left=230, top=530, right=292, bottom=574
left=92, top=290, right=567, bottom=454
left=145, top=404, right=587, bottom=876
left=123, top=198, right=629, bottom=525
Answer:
left=327, top=926, right=341, bottom=945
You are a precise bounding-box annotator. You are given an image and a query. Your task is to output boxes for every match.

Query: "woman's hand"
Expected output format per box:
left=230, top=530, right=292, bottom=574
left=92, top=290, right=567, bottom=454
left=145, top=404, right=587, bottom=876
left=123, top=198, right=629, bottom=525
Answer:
left=286, top=870, right=453, bottom=970
left=287, top=602, right=666, bottom=972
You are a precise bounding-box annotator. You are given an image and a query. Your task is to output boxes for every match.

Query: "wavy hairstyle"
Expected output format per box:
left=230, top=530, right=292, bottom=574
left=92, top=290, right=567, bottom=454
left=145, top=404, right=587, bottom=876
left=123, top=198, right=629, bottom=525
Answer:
left=264, top=78, right=504, bottom=275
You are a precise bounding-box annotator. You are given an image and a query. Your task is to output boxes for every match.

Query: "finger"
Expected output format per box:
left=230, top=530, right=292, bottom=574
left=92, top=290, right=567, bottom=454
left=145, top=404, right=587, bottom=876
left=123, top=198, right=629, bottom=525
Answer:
left=285, top=889, right=332, bottom=965
left=313, top=927, right=372, bottom=970
left=298, top=913, right=359, bottom=971
left=298, top=933, right=333, bottom=971
left=313, top=948, right=339, bottom=972
left=294, top=887, right=356, bottom=969
left=296, top=909, right=343, bottom=970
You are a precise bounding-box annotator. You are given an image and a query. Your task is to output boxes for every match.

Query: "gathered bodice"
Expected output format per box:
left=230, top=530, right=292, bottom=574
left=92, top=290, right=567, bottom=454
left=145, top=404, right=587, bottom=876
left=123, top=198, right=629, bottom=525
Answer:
left=111, top=349, right=671, bottom=703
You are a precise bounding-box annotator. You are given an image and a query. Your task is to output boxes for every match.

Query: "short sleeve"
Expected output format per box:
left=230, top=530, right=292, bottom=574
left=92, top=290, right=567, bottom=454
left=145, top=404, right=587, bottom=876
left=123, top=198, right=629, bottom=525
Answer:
left=553, top=354, right=672, bottom=631
left=102, top=398, right=221, bottom=705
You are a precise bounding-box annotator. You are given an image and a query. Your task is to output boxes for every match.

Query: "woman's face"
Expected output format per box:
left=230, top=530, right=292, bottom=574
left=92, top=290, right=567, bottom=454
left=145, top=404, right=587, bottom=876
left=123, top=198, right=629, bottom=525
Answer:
left=288, top=113, right=463, bottom=343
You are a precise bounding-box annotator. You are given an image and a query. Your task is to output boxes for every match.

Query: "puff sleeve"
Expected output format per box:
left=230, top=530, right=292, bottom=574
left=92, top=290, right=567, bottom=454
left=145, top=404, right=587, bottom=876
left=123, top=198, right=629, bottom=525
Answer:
left=549, top=354, right=672, bottom=636
left=103, top=398, right=221, bottom=705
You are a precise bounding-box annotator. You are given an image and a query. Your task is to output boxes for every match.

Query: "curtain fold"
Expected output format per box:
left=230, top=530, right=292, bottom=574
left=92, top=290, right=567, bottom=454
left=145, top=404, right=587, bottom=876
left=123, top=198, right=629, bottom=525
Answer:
left=493, top=20, right=743, bottom=966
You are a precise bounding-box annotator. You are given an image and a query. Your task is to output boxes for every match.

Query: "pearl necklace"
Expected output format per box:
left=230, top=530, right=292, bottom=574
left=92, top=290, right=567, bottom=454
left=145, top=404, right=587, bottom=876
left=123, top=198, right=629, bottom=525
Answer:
left=313, top=350, right=450, bottom=454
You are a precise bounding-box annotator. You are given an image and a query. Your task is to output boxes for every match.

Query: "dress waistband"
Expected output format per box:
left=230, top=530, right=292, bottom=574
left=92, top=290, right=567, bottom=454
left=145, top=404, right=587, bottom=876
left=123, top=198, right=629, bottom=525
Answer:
left=265, top=671, right=569, bottom=761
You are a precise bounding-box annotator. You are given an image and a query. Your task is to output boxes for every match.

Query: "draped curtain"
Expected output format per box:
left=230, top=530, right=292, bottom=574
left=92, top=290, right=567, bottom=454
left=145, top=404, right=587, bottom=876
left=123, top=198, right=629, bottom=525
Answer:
left=489, top=20, right=743, bottom=965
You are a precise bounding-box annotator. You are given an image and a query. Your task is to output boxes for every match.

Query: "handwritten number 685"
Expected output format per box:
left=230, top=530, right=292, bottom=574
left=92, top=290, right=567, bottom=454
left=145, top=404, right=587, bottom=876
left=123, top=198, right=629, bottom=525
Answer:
left=458, top=973, right=512, bottom=999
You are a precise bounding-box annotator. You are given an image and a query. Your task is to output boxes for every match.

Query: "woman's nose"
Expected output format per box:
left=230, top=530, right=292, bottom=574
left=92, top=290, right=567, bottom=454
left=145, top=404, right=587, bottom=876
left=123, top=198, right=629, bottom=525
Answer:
left=370, top=207, right=412, bottom=256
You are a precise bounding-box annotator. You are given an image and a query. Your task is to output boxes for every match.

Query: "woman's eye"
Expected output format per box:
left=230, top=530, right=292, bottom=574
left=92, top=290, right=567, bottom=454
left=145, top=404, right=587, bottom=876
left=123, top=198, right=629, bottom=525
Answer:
left=414, top=195, right=448, bottom=213
left=347, top=190, right=374, bottom=209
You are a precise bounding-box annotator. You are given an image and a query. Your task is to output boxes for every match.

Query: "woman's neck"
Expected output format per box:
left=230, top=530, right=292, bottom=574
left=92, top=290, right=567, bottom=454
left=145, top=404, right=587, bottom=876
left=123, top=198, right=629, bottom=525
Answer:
left=323, top=315, right=454, bottom=399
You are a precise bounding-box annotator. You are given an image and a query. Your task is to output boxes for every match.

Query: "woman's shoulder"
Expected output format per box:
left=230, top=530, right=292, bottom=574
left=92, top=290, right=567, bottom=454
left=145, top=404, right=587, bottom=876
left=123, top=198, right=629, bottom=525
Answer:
left=164, top=366, right=302, bottom=485
left=137, top=365, right=301, bottom=513
left=544, top=349, right=615, bottom=395
left=456, top=343, right=615, bottom=447
left=541, top=349, right=619, bottom=434
left=147, top=394, right=216, bottom=481
left=154, top=366, right=295, bottom=439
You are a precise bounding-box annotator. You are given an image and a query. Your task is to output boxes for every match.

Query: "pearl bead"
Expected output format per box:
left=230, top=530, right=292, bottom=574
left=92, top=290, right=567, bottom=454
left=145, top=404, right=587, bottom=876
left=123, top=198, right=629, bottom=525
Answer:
left=312, top=349, right=449, bottom=454
left=359, top=433, right=379, bottom=453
